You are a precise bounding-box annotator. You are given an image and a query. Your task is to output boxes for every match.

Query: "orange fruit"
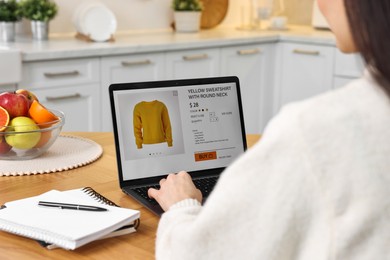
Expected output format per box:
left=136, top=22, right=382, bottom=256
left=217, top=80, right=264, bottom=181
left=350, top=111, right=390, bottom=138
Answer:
left=0, top=106, right=10, bottom=132
left=28, top=100, right=58, bottom=128
left=34, top=130, right=52, bottom=148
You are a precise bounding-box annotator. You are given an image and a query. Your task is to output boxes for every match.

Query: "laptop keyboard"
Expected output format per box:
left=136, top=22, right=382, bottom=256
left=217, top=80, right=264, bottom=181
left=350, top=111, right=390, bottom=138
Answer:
left=131, top=176, right=219, bottom=205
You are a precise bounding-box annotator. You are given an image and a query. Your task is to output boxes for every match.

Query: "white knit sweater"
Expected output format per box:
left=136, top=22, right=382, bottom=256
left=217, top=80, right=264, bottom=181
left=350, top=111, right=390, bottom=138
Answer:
left=155, top=72, right=390, bottom=260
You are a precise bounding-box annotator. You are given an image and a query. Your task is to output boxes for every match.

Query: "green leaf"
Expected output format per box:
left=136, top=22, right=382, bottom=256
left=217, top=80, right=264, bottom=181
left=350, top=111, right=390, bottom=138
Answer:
left=0, top=0, right=22, bottom=22
left=172, top=0, right=203, bottom=11
left=19, top=0, right=58, bottom=22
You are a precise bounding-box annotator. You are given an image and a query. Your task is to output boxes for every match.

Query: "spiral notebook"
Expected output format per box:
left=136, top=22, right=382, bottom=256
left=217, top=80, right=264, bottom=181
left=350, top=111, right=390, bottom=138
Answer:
left=0, top=187, right=140, bottom=250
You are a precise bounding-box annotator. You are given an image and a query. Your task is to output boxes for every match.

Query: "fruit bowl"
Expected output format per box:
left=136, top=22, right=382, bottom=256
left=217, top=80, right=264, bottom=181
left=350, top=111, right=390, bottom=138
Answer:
left=0, top=110, right=65, bottom=160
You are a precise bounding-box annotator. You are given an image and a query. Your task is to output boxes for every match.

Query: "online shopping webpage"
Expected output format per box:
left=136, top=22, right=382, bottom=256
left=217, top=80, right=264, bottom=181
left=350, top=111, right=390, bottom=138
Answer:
left=113, top=82, right=245, bottom=180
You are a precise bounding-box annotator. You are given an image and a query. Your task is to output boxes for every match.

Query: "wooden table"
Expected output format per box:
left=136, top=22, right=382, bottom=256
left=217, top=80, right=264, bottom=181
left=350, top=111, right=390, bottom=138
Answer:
left=0, top=132, right=260, bottom=260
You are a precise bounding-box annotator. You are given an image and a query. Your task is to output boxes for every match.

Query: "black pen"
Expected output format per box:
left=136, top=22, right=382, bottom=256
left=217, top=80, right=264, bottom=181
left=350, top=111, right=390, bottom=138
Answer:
left=38, top=201, right=108, bottom=212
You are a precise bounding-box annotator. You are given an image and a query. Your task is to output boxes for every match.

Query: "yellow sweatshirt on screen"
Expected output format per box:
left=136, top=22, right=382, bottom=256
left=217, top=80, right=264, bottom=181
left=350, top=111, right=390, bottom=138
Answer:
left=133, top=100, right=173, bottom=149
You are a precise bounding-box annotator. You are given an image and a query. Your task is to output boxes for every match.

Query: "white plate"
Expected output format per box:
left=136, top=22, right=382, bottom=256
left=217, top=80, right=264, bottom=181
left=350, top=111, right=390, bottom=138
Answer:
left=72, top=2, right=101, bottom=35
left=78, top=4, right=117, bottom=42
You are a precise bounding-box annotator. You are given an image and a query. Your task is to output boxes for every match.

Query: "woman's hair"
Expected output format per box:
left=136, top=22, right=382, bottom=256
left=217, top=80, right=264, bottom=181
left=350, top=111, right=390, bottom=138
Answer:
left=344, top=0, right=390, bottom=96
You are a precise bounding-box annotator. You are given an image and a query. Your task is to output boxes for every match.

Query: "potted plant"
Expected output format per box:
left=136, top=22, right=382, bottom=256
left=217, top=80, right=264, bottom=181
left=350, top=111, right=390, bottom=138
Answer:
left=172, top=0, right=203, bottom=33
left=19, top=0, right=57, bottom=41
left=0, top=0, right=22, bottom=42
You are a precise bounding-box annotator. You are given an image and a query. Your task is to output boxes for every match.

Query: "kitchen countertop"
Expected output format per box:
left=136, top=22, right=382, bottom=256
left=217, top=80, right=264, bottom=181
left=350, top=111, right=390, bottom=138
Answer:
left=0, top=26, right=335, bottom=62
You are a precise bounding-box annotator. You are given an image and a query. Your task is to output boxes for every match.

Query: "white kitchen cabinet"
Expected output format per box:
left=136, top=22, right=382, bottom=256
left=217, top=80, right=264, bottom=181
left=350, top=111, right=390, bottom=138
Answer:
left=333, top=49, right=364, bottom=88
left=21, top=58, right=99, bottom=89
left=31, top=84, right=100, bottom=131
left=273, top=42, right=335, bottom=113
left=100, top=52, right=165, bottom=131
left=0, top=84, right=16, bottom=92
left=220, top=43, right=275, bottom=134
left=333, top=77, right=355, bottom=89
left=165, top=48, right=220, bottom=79
left=17, top=30, right=354, bottom=134
left=20, top=58, right=101, bottom=131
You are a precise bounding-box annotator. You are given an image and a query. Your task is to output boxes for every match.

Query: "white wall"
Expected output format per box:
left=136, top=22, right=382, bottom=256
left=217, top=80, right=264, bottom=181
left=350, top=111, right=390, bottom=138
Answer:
left=51, top=0, right=171, bottom=33
left=50, top=0, right=241, bottom=34
left=48, top=0, right=312, bottom=34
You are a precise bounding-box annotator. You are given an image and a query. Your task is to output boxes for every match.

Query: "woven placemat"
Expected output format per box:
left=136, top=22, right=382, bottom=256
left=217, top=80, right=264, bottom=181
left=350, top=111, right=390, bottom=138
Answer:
left=0, top=135, right=103, bottom=177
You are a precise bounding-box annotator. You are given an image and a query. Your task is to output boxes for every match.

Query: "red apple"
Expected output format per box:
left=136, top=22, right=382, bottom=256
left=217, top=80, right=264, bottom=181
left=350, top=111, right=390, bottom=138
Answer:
left=0, top=92, right=29, bottom=118
left=0, top=135, right=12, bottom=154
left=15, top=89, right=39, bottom=107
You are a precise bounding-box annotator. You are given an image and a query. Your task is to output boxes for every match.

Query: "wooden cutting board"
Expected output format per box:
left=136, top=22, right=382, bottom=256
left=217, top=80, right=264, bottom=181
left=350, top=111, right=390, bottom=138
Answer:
left=200, top=0, right=229, bottom=29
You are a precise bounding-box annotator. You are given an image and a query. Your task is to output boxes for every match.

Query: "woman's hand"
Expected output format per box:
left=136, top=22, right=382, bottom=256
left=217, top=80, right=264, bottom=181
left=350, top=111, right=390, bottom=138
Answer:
left=148, top=171, right=202, bottom=212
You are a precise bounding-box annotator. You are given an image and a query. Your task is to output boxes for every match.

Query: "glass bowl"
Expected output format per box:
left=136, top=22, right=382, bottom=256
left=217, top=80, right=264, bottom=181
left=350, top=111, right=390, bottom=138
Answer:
left=0, top=110, right=65, bottom=160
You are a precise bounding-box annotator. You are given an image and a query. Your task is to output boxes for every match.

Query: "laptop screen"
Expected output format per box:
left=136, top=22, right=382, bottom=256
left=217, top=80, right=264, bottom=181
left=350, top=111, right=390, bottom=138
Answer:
left=110, top=77, right=247, bottom=182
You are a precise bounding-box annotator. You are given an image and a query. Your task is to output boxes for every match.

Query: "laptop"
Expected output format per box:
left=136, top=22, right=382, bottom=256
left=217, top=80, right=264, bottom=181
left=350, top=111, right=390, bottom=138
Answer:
left=109, top=76, right=247, bottom=216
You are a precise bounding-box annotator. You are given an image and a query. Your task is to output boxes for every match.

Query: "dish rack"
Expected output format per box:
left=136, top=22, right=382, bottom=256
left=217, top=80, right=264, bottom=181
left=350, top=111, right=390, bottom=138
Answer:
left=75, top=32, right=115, bottom=43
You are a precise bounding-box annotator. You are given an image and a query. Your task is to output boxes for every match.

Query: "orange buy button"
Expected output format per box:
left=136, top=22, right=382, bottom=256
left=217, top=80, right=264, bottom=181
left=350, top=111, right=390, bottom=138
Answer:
left=194, top=151, right=217, bottom=162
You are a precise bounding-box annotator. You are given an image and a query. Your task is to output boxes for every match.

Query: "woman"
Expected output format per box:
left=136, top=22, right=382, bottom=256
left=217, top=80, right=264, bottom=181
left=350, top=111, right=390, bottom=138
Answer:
left=148, top=0, right=390, bottom=259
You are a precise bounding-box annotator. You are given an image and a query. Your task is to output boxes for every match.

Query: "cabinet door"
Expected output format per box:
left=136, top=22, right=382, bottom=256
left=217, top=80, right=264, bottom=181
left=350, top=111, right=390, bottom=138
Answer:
left=333, top=76, right=356, bottom=89
left=333, top=49, right=364, bottom=88
left=20, top=58, right=100, bottom=131
left=221, top=43, right=275, bottom=134
left=165, top=48, right=219, bottom=79
left=21, top=58, right=100, bottom=89
left=32, top=84, right=100, bottom=131
left=1, top=84, right=16, bottom=92
left=100, top=53, right=165, bottom=131
left=274, top=43, right=335, bottom=113
left=334, top=49, right=364, bottom=78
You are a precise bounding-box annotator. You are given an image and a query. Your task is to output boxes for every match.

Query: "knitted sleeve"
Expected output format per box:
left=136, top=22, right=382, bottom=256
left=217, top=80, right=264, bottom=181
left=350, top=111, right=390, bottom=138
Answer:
left=133, top=104, right=143, bottom=149
left=161, top=103, right=173, bottom=147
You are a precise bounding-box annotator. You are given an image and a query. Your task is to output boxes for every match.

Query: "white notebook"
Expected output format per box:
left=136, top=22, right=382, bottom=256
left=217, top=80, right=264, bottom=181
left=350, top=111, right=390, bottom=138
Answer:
left=0, top=188, right=140, bottom=250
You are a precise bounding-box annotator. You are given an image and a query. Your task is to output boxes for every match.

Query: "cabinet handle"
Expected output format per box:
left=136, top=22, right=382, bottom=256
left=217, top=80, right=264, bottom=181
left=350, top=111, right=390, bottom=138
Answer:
left=237, top=48, right=261, bottom=55
left=182, top=54, right=209, bottom=61
left=43, top=70, right=80, bottom=78
left=46, top=93, right=81, bottom=101
left=121, top=60, right=152, bottom=66
left=293, top=49, right=320, bottom=56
